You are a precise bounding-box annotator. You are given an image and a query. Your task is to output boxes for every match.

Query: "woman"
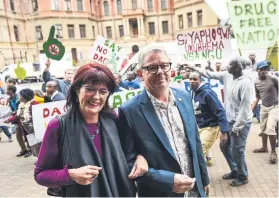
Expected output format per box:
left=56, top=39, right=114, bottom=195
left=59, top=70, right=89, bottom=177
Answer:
left=34, top=63, right=148, bottom=197
left=7, top=88, right=40, bottom=157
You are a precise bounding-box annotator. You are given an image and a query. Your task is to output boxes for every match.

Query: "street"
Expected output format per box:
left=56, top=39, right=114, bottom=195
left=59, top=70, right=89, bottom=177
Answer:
left=0, top=120, right=277, bottom=197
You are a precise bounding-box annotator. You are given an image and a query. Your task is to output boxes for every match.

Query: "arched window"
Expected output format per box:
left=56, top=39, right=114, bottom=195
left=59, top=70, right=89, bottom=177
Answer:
left=147, top=0, right=153, bottom=11
left=117, top=0, right=122, bottom=14
left=103, top=1, right=109, bottom=16
left=132, top=0, right=137, bottom=10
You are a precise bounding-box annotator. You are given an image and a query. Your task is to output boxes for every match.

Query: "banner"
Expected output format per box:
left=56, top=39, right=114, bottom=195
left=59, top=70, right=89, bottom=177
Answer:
left=108, top=89, right=142, bottom=109
left=32, top=100, right=67, bottom=140
left=0, top=105, right=12, bottom=127
left=177, top=26, right=232, bottom=62
left=228, top=0, right=277, bottom=49
left=92, top=36, right=125, bottom=71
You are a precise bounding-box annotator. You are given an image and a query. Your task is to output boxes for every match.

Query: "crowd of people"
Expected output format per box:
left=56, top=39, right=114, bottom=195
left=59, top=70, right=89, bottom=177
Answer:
left=0, top=45, right=278, bottom=197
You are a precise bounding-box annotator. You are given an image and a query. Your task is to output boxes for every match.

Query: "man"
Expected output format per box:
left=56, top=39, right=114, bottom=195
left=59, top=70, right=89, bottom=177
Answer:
left=46, top=81, right=65, bottom=102
left=189, top=72, right=229, bottom=165
left=42, top=60, right=74, bottom=97
left=121, top=45, right=139, bottom=70
left=180, top=68, right=191, bottom=80
left=6, top=77, right=20, bottom=94
left=123, top=71, right=140, bottom=90
left=186, top=57, right=253, bottom=186
left=248, top=52, right=257, bottom=71
left=118, top=47, right=209, bottom=197
left=252, top=61, right=278, bottom=164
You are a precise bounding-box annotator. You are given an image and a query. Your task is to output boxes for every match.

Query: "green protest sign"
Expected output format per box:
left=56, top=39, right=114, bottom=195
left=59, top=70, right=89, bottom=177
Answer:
left=14, top=61, right=26, bottom=80
left=43, top=26, right=65, bottom=61
left=228, top=0, right=277, bottom=49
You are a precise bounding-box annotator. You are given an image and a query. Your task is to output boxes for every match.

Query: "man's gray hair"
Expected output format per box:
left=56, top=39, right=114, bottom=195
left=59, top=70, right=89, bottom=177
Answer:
left=229, top=56, right=251, bottom=70
left=137, top=46, right=170, bottom=69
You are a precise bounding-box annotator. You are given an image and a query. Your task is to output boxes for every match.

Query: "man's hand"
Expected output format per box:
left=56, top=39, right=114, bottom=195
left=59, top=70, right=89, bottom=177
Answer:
left=173, top=174, right=196, bottom=194
left=220, top=133, right=228, bottom=145
left=45, top=59, right=51, bottom=68
left=204, top=185, right=210, bottom=196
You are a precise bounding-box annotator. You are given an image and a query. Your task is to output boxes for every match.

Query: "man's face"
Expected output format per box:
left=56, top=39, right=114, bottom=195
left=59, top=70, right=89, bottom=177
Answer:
left=189, top=73, right=201, bottom=91
left=127, top=73, right=134, bottom=81
left=65, top=70, right=74, bottom=82
left=6, top=89, right=12, bottom=96
left=113, top=74, right=120, bottom=86
left=249, top=54, right=256, bottom=61
left=257, top=67, right=268, bottom=78
left=216, top=62, right=221, bottom=71
left=142, top=52, right=171, bottom=91
left=180, top=70, right=187, bottom=79
left=46, top=84, right=56, bottom=96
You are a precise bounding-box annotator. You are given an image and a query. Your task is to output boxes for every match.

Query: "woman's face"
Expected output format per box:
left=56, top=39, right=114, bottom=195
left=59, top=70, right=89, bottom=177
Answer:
left=77, top=83, right=110, bottom=117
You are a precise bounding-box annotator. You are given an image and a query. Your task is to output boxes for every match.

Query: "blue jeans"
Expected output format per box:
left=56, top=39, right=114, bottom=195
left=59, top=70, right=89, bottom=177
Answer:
left=0, top=126, right=12, bottom=138
left=255, top=104, right=261, bottom=121
left=220, top=122, right=251, bottom=179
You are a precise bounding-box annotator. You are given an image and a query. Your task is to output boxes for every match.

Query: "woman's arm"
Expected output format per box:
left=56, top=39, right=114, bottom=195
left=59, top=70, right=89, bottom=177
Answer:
left=34, top=118, right=74, bottom=188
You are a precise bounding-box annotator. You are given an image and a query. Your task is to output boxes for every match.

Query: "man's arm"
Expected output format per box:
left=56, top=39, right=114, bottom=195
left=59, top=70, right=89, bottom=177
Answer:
left=118, top=107, right=175, bottom=192
left=196, top=68, right=226, bottom=81
left=232, top=80, right=253, bottom=133
left=251, top=86, right=260, bottom=112
left=42, top=60, right=54, bottom=83
left=205, top=90, right=229, bottom=133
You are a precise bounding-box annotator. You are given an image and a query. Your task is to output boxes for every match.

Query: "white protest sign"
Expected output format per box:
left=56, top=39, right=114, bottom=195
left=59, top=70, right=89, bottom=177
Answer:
left=32, top=100, right=67, bottom=140
left=92, top=36, right=125, bottom=71
left=228, top=0, right=277, bottom=49
left=177, top=26, right=232, bottom=62
left=26, top=133, right=41, bottom=146
left=0, top=105, right=12, bottom=127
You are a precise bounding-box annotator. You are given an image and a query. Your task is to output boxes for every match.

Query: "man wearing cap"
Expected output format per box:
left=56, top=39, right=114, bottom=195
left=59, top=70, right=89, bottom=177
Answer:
left=252, top=61, right=278, bottom=164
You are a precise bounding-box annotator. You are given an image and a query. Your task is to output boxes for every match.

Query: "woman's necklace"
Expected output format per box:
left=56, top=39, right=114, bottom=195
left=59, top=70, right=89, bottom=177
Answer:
left=91, top=122, right=100, bottom=140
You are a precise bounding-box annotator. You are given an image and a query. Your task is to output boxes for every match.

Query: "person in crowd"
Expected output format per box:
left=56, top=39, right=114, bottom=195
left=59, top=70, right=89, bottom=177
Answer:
left=205, top=61, right=214, bottom=72
left=113, top=73, right=128, bottom=93
left=189, top=72, right=229, bottom=166
left=46, top=81, right=66, bottom=102
left=180, top=68, right=191, bottom=80
left=133, top=69, right=144, bottom=88
left=34, top=63, right=148, bottom=197
left=118, top=47, right=209, bottom=197
left=121, top=45, right=140, bottom=70
left=7, top=89, right=40, bottom=157
left=252, top=61, right=278, bottom=164
left=123, top=71, right=140, bottom=90
left=248, top=52, right=257, bottom=71
left=5, top=85, right=19, bottom=135
left=34, top=90, right=48, bottom=104
left=6, top=77, right=21, bottom=94
left=186, top=57, right=253, bottom=186
left=0, top=125, right=12, bottom=142
left=215, top=62, right=222, bottom=72
left=42, top=60, right=74, bottom=97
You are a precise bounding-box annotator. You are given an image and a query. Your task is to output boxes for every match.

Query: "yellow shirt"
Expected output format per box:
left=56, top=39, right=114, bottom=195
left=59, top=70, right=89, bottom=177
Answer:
left=34, top=95, right=44, bottom=104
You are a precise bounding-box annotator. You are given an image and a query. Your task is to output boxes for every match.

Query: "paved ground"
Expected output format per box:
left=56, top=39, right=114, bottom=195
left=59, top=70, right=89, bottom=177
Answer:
left=0, top=120, right=277, bottom=197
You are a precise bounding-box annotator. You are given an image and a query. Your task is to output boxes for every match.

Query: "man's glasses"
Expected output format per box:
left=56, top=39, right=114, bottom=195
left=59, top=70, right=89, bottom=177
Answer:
left=142, top=62, right=172, bottom=74
left=81, top=85, right=110, bottom=97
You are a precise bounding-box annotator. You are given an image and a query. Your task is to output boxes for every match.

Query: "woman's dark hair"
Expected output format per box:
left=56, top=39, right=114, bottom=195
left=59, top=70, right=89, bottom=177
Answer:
left=67, top=63, right=116, bottom=118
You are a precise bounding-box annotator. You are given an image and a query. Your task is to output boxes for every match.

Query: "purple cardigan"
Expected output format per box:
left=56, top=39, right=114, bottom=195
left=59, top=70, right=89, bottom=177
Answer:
left=34, top=118, right=101, bottom=188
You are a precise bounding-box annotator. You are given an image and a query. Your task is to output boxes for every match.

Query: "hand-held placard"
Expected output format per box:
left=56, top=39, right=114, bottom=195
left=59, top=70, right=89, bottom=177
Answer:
left=43, top=26, right=65, bottom=61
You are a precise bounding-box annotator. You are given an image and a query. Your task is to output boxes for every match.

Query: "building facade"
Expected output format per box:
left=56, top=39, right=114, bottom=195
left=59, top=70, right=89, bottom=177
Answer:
left=0, top=0, right=219, bottom=69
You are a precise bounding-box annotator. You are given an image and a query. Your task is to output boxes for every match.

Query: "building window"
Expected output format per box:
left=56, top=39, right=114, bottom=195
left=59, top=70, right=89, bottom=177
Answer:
left=13, top=25, right=19, bottom=41
left=90, top=0, right=93, bottom=14
left=64, top=0, right=72, bottom=11
left=178, top=15, right=183, bottom=29
left=52, top=0, right=59, bottom=10
left=77, top=0, right=83, bottom=11
left=106, top=26, right=112, bottom=39
left=162, top=21, right=168, bottom=34
left=187, top=12, right=192, bottom=28
left=92, top=26, right=95, bottom=39
left=79, top=25, right=86, bottom=38
left=148, top=22, right=155, bottom=35
left=36, top=25, right=43, bottom=40
left=161, top=0, right=167, bottom=9
left=119, top=25, right=124, bottom=37
left=10, top=0, right=15, bottom=11
left=67, top=25, right=75, bottom=38
left=32, top=0, right=38, bottom=11
left=54, top=24, right=63, bottom=38
left=132, top=0, right=137, bottom=10
left=103, top=1, right=109, bottom=16
left=197, top=10, right=203, bottom=26
left=147, top=0, right=153, bottom=11
left=116, top=0, right=122, bottom=14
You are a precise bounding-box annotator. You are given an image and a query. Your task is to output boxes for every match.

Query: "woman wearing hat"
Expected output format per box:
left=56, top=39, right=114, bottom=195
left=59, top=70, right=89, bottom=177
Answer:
left=7, top=88, right=41, bottom=157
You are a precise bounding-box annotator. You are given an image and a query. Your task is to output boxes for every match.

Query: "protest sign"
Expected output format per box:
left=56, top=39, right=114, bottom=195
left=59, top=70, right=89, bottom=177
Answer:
left=32, top=100, right=67, bottom=140
left=228, top=0, right=277, bottom=49
left=0, top=105, right=12, bottom=127
left=91, top=36, right=125, bottom=71
left=177, top=26, right=231, bottom=62
left=108, top=89, right=142, bottom=109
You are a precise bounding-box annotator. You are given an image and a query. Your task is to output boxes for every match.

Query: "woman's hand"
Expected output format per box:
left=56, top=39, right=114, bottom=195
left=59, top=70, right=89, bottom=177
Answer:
left=68, top=165, right=102, bottom=185
left=128, top=155, right=148, bottom=179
